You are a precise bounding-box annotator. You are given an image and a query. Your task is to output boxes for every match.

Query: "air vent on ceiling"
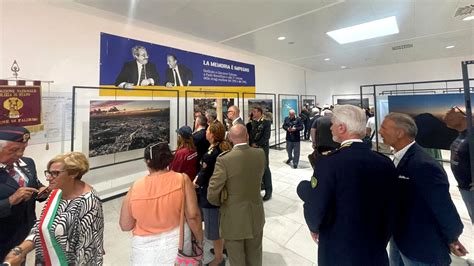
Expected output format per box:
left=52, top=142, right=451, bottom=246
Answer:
left=392, top=44, right=413, bottom=51
left=454, top=5, right=474, bottom=17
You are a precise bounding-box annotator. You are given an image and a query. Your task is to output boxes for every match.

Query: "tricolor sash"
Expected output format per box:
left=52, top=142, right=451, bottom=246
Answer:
left=38, top=189, right=68, bottom=266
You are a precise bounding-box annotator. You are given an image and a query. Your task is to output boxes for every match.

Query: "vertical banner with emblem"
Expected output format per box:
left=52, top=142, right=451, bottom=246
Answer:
left=0, top=85, right=42, bottom=127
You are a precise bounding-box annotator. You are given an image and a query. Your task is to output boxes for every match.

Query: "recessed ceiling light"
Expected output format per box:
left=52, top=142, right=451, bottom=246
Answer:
left=277, top=36, right=286, bottom=41
left=463, top=15, right=474, bottom=21
left=324, top=58, right=331, bottom=61
left=327, top=16, right=399, bottom=44
left=341, top=66, right=347, bottom=69
left=446, top=45, right=455, bottom=49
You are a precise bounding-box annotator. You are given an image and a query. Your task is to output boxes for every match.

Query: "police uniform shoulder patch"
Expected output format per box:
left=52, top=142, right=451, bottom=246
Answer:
left=311, top=176, right=318, bottom=188
left=218, top=150, right=230, bottom=157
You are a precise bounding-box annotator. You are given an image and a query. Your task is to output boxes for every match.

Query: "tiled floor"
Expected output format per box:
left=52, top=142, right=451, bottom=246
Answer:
left=28, top=140, right=474, bottom=265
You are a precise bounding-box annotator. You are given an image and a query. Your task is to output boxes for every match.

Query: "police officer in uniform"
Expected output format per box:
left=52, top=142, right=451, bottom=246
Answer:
left=0, top=127, right=49, bottom=262
left=297, top=105, right=397, bottom=266
left=249, top=106, right=272, bottom=201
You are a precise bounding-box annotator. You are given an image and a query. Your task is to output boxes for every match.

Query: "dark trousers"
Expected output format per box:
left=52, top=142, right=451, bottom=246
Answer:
left=262, top=147, right=272, bottom=195
left=286, top=141, right=300, bottom=166
left=303, top=120, right=310, bottom=140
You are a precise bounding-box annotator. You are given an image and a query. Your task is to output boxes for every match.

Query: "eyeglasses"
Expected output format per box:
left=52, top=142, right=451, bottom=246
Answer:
left=451, top=106, right=466, bottom=116
left=44, top=170, right=66, bottom=178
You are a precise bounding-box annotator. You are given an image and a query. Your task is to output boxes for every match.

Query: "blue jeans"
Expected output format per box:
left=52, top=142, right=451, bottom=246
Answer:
left=459, top=188, right=474, bottom=224
left=389, top=238, right=404, bottom=266
left=286, top=141, right=300, bottom=166
left=400, top=252, right=444, bottom=266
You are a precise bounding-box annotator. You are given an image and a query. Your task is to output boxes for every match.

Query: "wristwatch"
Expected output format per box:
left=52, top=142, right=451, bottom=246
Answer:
left=11, top=246, right=23, bottom=256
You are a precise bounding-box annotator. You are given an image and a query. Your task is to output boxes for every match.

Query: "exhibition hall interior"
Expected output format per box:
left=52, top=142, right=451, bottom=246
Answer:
left=0, top=0, right=473, bottom=265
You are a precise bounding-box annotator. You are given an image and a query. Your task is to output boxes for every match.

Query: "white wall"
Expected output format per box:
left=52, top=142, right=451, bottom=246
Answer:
left=306, top=56, right=474, bottom=106
left=0, top=1, right=311, bottom=198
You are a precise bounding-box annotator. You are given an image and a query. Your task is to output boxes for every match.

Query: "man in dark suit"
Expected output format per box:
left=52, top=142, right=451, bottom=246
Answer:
left=115, top=45, right=160, bottom=88
left=164, top=54, right=193, bottom=87
left=207, top=125, right=266, bottom=265
left=226, top=105, right=244, bottom=129
left=297, top=105, right=397, bottom=266
left=0, top=127, right=48, bottom=261
left=248, top=106, right=272, bottom=201
left=379, top=112, right=467, bottom=265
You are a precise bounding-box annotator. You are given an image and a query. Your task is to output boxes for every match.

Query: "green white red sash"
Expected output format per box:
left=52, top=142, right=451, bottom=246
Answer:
left=38, top=189, right=68, bottom=266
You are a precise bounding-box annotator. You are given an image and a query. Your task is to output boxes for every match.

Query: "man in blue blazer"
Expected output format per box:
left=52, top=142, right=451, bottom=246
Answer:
left=297, top=105, right=398, bottom=266
left=0, top=127, right=48, bottom=261
left=380, top=112, right=467, bottom=265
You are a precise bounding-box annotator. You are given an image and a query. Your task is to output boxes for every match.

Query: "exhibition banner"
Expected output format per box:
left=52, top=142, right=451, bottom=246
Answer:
left=0, top=85, right=41, bottom=127
left=99, top=32, right=256, bottom=97
left=388, top=93, right=471, bottom=149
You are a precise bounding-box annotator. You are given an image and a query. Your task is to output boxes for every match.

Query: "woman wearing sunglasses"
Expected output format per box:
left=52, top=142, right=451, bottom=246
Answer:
left=4, top=152, right=104, bottom=265
left=120, top=142, right=203, bottom=265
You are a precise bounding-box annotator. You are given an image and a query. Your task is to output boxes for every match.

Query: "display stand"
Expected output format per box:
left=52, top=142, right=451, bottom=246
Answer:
left=184, top=90, right=239, bottom=127
left=277, top=94, right=300, bottom=148
left=300, top=94, right=317, bottom=109
left=360, top=77, right=474, bottom=161
left=242, top=92, right=277, bottom=148
left=332, top=93, right=373, bottom=108
left=461, top=60, right=474, bottom=189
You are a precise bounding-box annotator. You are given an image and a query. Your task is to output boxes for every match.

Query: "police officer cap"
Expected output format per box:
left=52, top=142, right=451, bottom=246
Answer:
left=0, top=126, right=31, bottom=143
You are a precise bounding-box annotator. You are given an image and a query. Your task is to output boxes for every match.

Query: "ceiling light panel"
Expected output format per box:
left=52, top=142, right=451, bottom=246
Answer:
left=327, top=16, right=399, bottom=44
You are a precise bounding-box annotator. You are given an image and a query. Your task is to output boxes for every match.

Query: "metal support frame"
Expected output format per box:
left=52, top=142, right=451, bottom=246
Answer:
left=184, top=90, right=240, bottom=126
left=461, top=60, right=474, bottom=190
left=242, top=92, right=278, bottom=148
left=71, top=86, right=180, bottom=170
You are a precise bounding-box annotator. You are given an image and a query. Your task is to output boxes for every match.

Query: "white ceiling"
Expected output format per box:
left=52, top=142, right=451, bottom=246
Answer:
left=75, top=0, right=474, bottom=72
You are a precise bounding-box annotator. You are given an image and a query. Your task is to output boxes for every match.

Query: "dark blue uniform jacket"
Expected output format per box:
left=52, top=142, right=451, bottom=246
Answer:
left=297, top=142, right=397, bottom=266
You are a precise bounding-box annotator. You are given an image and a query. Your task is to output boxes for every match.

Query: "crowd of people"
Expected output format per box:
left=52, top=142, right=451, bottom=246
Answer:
left=0, top=102, right=471, bottom=266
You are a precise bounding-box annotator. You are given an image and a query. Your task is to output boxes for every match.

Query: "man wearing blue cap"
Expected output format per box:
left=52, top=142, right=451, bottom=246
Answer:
left=0, top=126, right=48, bottom=262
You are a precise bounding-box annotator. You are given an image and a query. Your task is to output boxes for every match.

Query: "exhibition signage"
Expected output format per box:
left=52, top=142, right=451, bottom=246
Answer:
left=0, top=85, right=41, bottom=127
left=99, top=32, right=256, bottom=97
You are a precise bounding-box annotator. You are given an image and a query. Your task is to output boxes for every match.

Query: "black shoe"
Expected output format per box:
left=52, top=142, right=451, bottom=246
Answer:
left=263, top=194, right=272, bottom=201
left=285, top=159, right=291, bottom=164
left=205, top=258, right=226, bottom=266
left=293, top=164, right=297, bottom=169
left=210, top=248, right=228, bottom=256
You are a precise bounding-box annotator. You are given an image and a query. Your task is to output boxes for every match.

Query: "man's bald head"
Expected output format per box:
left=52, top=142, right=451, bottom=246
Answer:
left=228, top=124, right=248, bottom=145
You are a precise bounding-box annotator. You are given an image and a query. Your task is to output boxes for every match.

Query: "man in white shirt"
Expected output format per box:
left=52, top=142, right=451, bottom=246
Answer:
left=164, top=54, right=193, bottom=87
left=115, top=46, right=160, bottom=89
left=366, top=107, right=392, bottom=154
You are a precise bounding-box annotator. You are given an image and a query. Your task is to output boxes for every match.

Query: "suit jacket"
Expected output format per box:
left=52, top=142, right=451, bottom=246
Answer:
left=231, top=117, right=244, bottom=127
left=165, top=64, right=193, bottom=86
left=393, top=143, right=463, bottom=265
left=207, top=144, right=265, bottom=240
left=282, top=116, right=303, bottom=142
left=0, top=157, right=43, bottom=261
left=114, top=61, right=160, bottom=86
left=297, top=142, right=397, bottom=266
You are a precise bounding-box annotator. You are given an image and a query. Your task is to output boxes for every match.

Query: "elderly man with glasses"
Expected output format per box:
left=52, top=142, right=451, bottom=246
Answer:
left=0, top=126, right=48, bottom=263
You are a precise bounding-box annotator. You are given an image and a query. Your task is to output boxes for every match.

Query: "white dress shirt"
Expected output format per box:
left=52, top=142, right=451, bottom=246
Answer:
left=393, top=141, right=416, bottom=167
left=340, top=139, right=363, bottom=146
left=172, top=66, right=184, bottom=86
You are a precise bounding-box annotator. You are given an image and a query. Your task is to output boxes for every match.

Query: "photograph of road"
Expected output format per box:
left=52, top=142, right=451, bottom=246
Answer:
left=89, top=100, right=170, bottom=157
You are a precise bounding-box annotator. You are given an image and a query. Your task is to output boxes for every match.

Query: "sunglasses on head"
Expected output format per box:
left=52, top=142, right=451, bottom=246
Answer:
left=147, top=141, right=168, bottom=160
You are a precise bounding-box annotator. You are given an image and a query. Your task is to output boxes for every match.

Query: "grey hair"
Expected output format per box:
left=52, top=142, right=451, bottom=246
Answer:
left=131, top=45, right=147, bottom=57
left=205, top=109, right=218, bottom=120
left=0, top=140, right=6, bottom=151
left=384, top=112, right=418, bottom=138
left=332, top=105, right=366, bottom=137
left=323, top=110, right=333, bottom=117
left=289, top=109, right=295, bottom=114
left=229, top=105, right=240, bottom=115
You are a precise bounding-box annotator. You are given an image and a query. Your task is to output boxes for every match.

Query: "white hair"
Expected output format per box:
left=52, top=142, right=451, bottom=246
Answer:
left=289, top=109, right=295, bottom=114
left=0, top=140, right=7, bottom=152
left=332, top=105, right=366, bottom=137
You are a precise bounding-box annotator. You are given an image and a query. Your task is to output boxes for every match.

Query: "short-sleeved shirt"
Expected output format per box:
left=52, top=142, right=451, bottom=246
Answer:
left=129, top=171, right=184, bottom=236
left=450, top=130, right=471, bottom=190
left=169, top=147, right=198, bottom=180
left=314, top=116, right=339, bottom=149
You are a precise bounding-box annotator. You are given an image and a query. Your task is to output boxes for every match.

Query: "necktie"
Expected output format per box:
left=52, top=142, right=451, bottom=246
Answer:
left=173, top=69, right=178, bottom=86
left=139, top=64, right=146, bottom=85
left=7, top=165, right=25, bottom=187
